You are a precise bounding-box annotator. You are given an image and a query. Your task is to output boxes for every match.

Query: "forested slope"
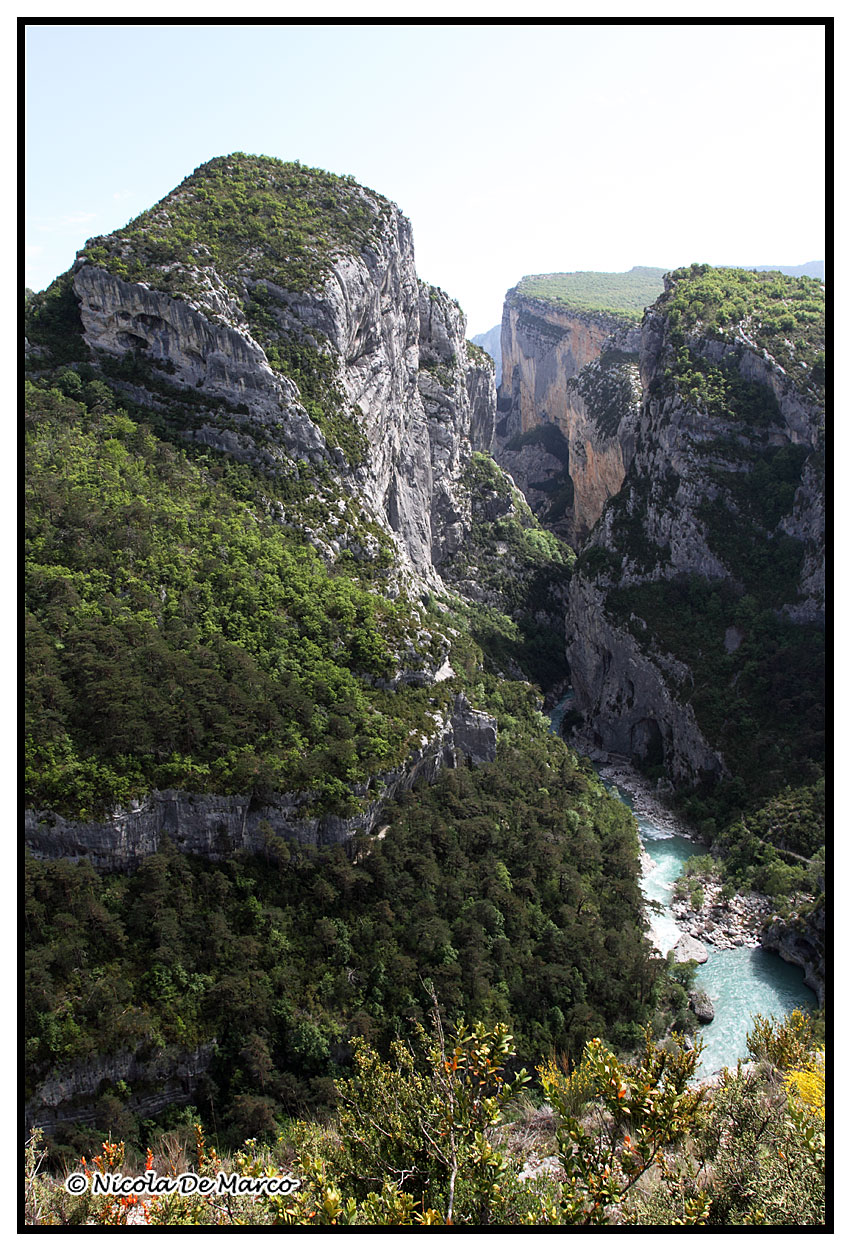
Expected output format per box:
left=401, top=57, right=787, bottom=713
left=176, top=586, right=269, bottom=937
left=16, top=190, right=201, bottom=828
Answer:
left=24, top=156, right=665, bottom=1150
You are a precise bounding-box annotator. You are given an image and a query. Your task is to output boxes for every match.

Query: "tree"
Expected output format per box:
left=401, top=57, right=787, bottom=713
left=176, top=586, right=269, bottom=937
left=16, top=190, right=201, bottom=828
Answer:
left=536, top=1029, right=708, bottom=1225
left=276, top=1006, right=530, bottom=1225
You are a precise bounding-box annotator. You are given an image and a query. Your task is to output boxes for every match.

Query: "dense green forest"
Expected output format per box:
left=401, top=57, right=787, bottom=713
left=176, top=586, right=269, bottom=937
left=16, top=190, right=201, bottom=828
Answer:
left=25, top=380, right=444, bottom=816
left=26, top=692, right=663, bottom=1155
left=24, top=237, right=669, bottom=1173
left=23, top=363, right=668, bottom=1152
left=514, top=267, right=667, bottom=320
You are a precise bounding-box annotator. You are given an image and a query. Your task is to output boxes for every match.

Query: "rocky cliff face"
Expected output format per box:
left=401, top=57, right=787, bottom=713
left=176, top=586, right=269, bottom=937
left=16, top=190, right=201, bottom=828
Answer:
left=566, top=576, right=723, bottom=782
left=26, top=157, right=511, bottom=868
left=471, top=323, right=502, bottom=386
left=26, top=1043, right=217, bottom=1134
left=72, top=163, right=496, bottom=592
left=25, top=694, right=497, bottom=869
left=73, top=264, right=327, bottom=462
left=493, top=290, right=642, bottom=544
left=565, top=269, right=825, bottom=785
left=417, top=283, right=495, bottom=568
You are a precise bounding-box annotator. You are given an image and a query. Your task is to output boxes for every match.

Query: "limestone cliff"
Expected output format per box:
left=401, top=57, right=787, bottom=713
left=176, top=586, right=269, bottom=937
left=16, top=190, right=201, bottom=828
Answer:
left=417, top=282, right=496, bottom=568
left=493, top=289, right=642, bottom=545
left=471, top=323, right=502, bottom=386
left=25, top=693, right=497, bottom=869
left=565, top=266, right=825, bottom=786
left=566, top=575, right=723, bottom=782
left=26, top=1043, right=217, bottom=1135
left=70, top=156, right=496, bottom=591
left=72, top=264, right=326, bottom=463
left=25, top=155, right=512, bottom=867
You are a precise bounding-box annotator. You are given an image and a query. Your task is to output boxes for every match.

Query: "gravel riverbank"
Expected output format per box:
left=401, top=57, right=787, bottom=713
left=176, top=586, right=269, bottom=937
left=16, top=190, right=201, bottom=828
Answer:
left=594, top=758, right=771, bottom=954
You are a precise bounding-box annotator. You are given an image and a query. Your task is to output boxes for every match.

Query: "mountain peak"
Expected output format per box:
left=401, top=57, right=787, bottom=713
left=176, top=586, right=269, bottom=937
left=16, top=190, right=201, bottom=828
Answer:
left=77, top=152, right=396, bottom=300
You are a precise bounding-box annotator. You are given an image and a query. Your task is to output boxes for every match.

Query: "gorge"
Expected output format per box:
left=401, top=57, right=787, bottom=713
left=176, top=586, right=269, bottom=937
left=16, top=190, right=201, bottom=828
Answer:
left=24, top=156, right=825, bottom=1166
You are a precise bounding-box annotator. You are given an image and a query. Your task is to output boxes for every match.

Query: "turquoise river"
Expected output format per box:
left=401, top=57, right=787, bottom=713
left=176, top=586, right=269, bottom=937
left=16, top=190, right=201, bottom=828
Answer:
left=549, top=698, right=817, bottom=1077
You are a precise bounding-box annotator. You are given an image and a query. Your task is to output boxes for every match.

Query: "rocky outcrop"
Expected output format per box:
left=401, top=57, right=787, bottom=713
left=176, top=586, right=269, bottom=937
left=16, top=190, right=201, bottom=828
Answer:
left=260, top=215, right=437, bottom=580
left=26, top=1042, right=216, bottom=1134
left=624, top=308, right=825, bottom=602
left=73, top=264, right=328, bottom=464
left=499, top=295, right=626, bottom=422
left=493, top=290, right=642, bottom=544
left=565, top=275, right=825, bottom=784
left=449, top=692, right=498, bottom=765
left=73, top=184, right=495, bottom=592
left=25, top=695, right=497, bottom=871
left=780, top=452, right=825, bottom=623
left=762, top=903, right=825, bottom=1006
left=417, top=283, right=496, bottom=567
left=567, top=578, right=723, bottom=783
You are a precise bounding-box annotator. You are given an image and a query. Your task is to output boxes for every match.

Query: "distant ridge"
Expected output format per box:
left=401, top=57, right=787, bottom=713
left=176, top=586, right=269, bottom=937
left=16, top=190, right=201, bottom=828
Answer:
left=472, top=260, right=825, bottom=381
left=471, top=324, right=502, bottom=386
left=740, top=261, right=824, bottom=281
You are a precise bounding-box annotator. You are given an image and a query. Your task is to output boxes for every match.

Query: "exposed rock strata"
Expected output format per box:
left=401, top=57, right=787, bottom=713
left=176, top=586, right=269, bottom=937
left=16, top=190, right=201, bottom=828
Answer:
left=417, top=283, right=495, bottom=567
left=568, top=578, right=723, bottom=784
left=450, top=692, right=498, bottom=765
left=493, top=290, right=642, bottom=543
left=73, top=204, right=496, bottom=591
left=623, top=309, right=824, bottom=600
left=74, top=264, right=327, bottom=461
left=565, top=280, right=825, bottom=783
left=25, top=697, right=497, bottom=871
left=26, top=1043, right=216, bottom=1134
left=499, top=295, right=626, bottom=426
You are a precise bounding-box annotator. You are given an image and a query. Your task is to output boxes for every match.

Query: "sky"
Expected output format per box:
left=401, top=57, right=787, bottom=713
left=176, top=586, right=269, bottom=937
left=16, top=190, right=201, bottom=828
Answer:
left=24, top=18, right=826, bottom=334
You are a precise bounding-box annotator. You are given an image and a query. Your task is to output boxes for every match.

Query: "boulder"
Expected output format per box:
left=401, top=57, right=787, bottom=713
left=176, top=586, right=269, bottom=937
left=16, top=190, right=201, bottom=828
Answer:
left=670, top=933, right=709, bottom=964
left=689, top=987, right=715, bottom=1023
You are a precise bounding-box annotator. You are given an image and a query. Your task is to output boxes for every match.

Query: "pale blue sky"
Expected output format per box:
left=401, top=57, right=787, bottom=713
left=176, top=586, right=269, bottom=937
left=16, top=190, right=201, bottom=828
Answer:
left=25, top=20, right=826, bottom=332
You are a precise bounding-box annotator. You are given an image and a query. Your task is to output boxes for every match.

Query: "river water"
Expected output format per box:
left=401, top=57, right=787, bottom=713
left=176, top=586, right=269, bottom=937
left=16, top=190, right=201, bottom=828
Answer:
left=549, top=698, right=817, bottom=1077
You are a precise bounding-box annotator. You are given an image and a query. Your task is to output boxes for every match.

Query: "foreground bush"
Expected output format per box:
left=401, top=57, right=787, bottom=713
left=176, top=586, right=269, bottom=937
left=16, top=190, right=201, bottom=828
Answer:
left=25, top=1011, right=825, bottom=1227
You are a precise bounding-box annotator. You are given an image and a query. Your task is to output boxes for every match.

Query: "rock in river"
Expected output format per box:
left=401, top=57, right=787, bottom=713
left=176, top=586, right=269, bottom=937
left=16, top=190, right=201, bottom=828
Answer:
left=671, top=933, right=709, bottom=964
left=689, top=987, right=715, bottom=1024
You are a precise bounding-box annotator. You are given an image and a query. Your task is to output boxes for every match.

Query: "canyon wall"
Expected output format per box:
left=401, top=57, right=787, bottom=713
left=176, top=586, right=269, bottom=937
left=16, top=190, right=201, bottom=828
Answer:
left=565, top=272, right=825, bottom=783
left=27, top=158, right=509, bottom=869
left=493, top=290, right=642, bottom=544
left=72, top=183, right=496, bottom=594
